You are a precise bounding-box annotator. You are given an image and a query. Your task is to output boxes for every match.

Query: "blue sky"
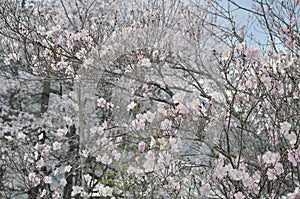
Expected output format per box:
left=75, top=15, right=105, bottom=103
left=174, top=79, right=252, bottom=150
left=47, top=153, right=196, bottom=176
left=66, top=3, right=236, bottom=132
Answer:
left=221, top=0, right=268, bottom=45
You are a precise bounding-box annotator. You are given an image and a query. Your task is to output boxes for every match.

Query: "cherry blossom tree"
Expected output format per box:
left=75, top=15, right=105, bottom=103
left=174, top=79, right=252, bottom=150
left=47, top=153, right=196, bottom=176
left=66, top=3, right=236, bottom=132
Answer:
left=194, top=0, right=300, bottom=198
left=0, top=0, right=299, bottom=198
left=0, top=0, right=120, bottom=197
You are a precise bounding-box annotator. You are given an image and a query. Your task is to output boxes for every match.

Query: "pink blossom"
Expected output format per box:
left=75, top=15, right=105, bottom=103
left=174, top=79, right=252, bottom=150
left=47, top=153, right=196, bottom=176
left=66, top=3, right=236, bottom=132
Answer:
left=63, top=116, right=73, bottom=126
left=101, top=137, right=109, bottom=145
left=97, top=126, right=105, bottom=135
left=234, top=191, right=245, bottom=199
left=245, top=46, right=260, bottom=60
left=64, top=165, right=72, bottom=173
left=60, top=179, right=67, bottom=186
left=229, top=169, right=244, bottom=181
left=260, top=75, right=272, bottom=89
left=127, top=165, right=135, bottom=174
left=143, top=92, right=153, bottom=99
left=84, top=174, right=92, bottom=182
left=286, top=187, right=300, bottom=198
left=100, top=186, right=113, bottom=197
left=135, top=120, right=145, bottom=130
left=135, top=168, right=145, bottom=179
left=43, top=144, right=51, bottom=155
left=194, top=158, right=201, bottom=165
left=200, top=184, right=210, bottom=196
left=161, top=119, right=172, bottom=129
left=71, top=186, right=83, bottom=196
left=132, top=119, right=145, bottom=130
left=291, top=17, right=297, bottom=25
left=97, top=98, right=106, bottom=107
left=234, top=42, right=246, bottom=55
left=53, top=191, right=61, bottom=199
left=96, top=155, right=102, bottom=162
left=286, top=132, right=297, bottom=146
left=40, top=189, right=47, bottom=198
left=44, top=176, right=52, bottom=184
left=33, top=177, right=41, bottom=187
left=17, top=132, right=26, bottom=140
left=242, top=173, right=254, bottom=188
left=116, top=136, right=123, bottom=144
left=136, top=113, right=144, bottom=120
left=150, top=136, right=157, bottom=149
left=280, top=122, right=292, bottom=132
left=154, top=163, right=165, bottom=176
left=244, top=79, right=257, bottom=90
left=252, top=171, right=261, bottom=183
left=138, top=58, right=151, bottom=68
left=285, top=38, right=295, bottom=47
left=101, top=153, right=112, bottom=165
left=28, top=173, right=35, bottom=182
left=244, top=80, right=253, bottom=90
left=36, top=158, right=45, bottom=169
left=214, top=165, right=227, bottom=179
left=81, top=192, right=88, bottom=198
left=138, top=141, right=146, bottom=152
left=145, top=111, right=155, bottom=123
left=57, top=61, right=68, bottom=69
left=80, top=29, right=89, bottom=40
left=272, top=82, right=284, bottom=95
left=169, top=137, right=181, bottom=152
left=157, top=102, right=168, bottom=115
left=81, top=149, right=89, bottom=158
left=106, top=102, right=114, bottom=109
left=288, top=151, right=298, bottom=166
left=221, top=48, right=231, bottom=62
left=52, top=141, right=62, bottom=150
left=127, top=101, right=137, bottom=111
left=143, top=151, right=156, bottom=172
left=112, top=150, right=121, bottom=161
left=262, top=151, right=280, bottom=165
left=224, top=164, right=233, bottom=173
left=274, top=162, right=284, bottom=175
left=158, top=151, right=171, bottom=165
left=97, top=184, right=113, bottom=197
left=252, top=183, right=260, bottom=194
left=157, top=138, right=167, bottom=150
left=56, top=128, right=68, bottom=137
